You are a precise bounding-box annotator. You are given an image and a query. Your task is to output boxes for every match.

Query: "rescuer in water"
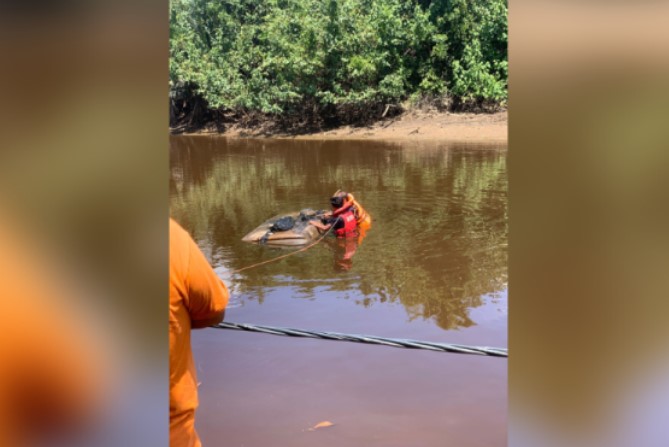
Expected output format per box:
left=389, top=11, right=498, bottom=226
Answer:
left=309, top=190, right=371, bottom=237
left=330, top=190, right=371, bottom=229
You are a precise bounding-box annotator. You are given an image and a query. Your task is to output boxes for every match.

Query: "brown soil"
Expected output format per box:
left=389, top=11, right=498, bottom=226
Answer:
left=180, top=110, right=507, bottom=144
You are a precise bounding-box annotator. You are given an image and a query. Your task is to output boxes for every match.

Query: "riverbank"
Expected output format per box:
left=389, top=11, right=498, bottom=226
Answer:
left=175, top=110, right=507, bottom=144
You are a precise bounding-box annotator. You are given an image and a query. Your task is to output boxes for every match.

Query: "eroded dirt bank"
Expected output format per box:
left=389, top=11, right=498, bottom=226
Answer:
left=177, top=110, right=507, bottom=144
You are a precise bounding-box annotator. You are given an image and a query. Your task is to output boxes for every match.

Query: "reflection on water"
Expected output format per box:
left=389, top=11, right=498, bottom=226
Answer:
left=327, top=237, right=361, bottom=272
left=170, top=136, right=507, bottom=331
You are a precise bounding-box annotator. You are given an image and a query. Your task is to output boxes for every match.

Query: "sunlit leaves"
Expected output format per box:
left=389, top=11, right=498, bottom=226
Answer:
left=169, top=0, right=507, bottom=116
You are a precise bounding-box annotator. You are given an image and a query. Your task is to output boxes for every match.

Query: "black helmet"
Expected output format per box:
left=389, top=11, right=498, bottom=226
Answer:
left=330, top=195, right=344, bottom=208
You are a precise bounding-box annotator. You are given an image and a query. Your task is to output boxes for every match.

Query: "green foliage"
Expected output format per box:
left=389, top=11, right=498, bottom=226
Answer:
left=451, top=40, right=507, bottom=103
left=170, top=0, right=507, bottom=120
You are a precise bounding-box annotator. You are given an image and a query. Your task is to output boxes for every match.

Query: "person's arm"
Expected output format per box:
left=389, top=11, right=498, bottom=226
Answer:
left=309, top=220, right=331, bottom=231
left=185, top=236, right=229, bottom=329
left=192, top=309, right=225, bottom=328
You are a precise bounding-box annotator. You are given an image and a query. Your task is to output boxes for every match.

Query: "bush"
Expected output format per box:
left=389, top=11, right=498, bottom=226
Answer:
left=169, top=0, right=507, bottom=126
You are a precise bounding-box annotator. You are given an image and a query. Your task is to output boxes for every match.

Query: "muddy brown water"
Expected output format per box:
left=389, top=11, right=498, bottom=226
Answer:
left=170, top=136, right=507, bottom=447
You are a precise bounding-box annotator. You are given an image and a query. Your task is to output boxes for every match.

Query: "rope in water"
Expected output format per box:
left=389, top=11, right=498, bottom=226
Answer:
left=213, top=322, right=508, bottom=357
left=229, top=217, right=337, bottom=274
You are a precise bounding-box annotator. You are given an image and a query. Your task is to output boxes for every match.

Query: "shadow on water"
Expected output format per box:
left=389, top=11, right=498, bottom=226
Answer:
left=170, top=136, right=507, bottom=331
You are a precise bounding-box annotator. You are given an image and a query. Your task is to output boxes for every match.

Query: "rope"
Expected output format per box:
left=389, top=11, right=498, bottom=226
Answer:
left=229, top=217, right=338, bottom=275
left=213, top=322, right=508, bottom=357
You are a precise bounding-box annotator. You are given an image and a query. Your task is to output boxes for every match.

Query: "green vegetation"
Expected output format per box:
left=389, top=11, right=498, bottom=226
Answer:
left=170, top=0, right=507, bottom=128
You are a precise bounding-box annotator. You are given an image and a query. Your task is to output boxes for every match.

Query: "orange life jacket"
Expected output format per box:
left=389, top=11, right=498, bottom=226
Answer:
left=347, top=193, right=370, bottom=225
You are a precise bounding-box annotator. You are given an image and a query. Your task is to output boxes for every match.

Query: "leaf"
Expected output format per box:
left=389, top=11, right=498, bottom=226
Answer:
left=307, top=420, right=335, bottom=431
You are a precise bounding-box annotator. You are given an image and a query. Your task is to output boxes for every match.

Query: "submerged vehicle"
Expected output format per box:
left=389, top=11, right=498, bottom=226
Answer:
left=242, top=209, right=327, bottom=246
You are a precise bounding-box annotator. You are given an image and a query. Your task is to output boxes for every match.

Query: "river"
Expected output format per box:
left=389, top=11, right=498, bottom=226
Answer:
left=170, top=136, right=507, bottom=447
